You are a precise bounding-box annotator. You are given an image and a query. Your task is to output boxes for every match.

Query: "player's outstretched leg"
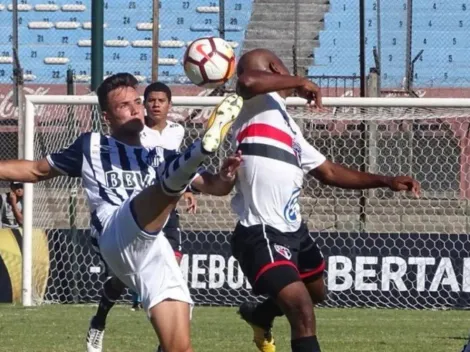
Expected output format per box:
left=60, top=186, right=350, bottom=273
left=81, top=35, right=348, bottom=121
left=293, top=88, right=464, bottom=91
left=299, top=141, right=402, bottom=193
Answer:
left=104, top=94, right=242, bottom=352
left=86, top=277, right=125, bottom=352
left=238, top=298, right=282, bottom=352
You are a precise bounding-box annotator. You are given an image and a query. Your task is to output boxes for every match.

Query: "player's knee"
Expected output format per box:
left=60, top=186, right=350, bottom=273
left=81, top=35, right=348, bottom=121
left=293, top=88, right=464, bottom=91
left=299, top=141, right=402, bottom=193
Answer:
left=162, top=337, right=192, bottom=352
left=103, top=276, right=125, bottom=301
left=310, top=290, right=326, bottom=305
left=309, top=285, right=326, bottom=305
left=277, top=283, right=314, bottom=334
left=305, top=277, right=326, bottom=304
left=285, top=298, right=314, bottom=334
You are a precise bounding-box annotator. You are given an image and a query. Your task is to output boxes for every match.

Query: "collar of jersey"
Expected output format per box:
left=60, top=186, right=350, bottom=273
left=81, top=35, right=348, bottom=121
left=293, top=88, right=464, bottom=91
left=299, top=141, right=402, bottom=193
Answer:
left=268, top=91, right=287, bottom=104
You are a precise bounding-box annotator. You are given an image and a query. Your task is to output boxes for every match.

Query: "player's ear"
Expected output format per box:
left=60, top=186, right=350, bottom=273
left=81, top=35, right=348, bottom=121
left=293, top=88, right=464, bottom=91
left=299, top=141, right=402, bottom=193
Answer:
left=102, top=111, right=110, bottom=124
left=269, top=61, right=281, bottom=75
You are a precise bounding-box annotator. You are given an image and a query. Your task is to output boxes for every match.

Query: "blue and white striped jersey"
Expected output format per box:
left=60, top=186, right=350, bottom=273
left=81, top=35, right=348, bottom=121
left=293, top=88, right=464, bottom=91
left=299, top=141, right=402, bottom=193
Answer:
left=46, top=132, right=177, bottom=235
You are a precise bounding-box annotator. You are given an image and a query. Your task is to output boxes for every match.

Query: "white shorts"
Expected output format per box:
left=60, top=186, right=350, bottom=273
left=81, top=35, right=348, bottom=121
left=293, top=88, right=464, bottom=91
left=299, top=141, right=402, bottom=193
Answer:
left=98, top=197, right=193, bottom=313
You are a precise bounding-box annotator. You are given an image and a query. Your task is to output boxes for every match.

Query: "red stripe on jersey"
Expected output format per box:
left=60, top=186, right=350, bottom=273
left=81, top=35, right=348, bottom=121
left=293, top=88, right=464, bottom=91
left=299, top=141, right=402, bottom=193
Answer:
left=237, top=123, right=293, bottom=148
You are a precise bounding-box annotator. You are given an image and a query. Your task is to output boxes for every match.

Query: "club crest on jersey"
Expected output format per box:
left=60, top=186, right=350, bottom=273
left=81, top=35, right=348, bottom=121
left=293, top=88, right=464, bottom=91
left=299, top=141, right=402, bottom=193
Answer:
left=146, top=147, right=162, bottom=167
left=274, top=244, right=292, bottom=260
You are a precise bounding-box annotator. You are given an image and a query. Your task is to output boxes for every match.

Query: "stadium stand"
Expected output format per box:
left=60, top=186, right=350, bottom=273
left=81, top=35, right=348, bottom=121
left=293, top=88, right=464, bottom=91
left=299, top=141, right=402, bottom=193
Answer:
left=309, top=0, right=470, bottom=87
left=0, top=0, right=468, bottom=87
left=0, top=0, right=252, bottom=84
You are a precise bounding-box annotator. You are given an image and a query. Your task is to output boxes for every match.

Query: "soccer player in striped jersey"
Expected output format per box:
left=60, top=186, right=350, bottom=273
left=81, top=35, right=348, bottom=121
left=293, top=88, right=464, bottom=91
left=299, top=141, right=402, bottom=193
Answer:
left=231, top=49, right=421, bottom=352
left=0, top=73, right=243, bottom=352
left=85, top=81, right=198, bottom=351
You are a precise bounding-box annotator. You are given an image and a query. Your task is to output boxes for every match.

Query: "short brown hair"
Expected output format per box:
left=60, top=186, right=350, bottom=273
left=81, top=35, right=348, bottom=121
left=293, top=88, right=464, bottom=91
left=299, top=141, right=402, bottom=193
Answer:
left=97, top=73, right=139, bottom=112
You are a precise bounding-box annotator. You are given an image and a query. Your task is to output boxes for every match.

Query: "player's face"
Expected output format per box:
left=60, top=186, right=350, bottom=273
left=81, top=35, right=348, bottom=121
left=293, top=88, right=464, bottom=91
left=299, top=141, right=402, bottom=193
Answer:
left=103, top=86, right=145, bottom=134
left=144, top=91, right=172, bottom=124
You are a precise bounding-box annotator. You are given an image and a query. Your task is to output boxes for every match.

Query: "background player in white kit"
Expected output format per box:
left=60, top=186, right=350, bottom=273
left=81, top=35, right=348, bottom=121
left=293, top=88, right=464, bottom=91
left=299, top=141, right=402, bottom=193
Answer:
left=142, top=81, right=197, bottom=260
left=86, top=81, right=199, bottom=351
left=0, top=73, right=243, bottom=352
left=230, top=49, right=421, bottom=352
left=135, top=81, right=196, bottom=310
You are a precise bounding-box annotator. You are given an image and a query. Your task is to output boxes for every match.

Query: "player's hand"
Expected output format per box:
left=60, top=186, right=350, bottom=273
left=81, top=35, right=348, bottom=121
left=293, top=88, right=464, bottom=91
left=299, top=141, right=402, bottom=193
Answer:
left=220, top=150, right=242, bottom=182
left=183, top=192, right=197, bottom=214
left=7, top=191, right=16, bottom=204
left=297, top=78, right=323, bottom=109
left=387, top=176, right=420, bottom=198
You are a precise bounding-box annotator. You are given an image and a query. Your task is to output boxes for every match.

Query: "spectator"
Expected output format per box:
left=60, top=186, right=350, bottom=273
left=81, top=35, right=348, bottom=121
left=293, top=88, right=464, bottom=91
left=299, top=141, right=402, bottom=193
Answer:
left=0, top=182, right=24, bottom=228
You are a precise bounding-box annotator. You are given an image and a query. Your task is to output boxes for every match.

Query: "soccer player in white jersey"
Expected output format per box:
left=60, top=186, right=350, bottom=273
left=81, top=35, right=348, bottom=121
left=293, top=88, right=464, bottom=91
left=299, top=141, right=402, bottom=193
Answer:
left=142, top=81, right=197, bottom=263
left=230, top=49, right=421, bottom=352
left=0, top=73, right=243, bottom=352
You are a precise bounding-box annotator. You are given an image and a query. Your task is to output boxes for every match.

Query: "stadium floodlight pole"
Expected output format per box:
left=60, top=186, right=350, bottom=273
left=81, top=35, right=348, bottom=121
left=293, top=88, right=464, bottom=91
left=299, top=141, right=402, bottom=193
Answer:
left=219, top=0, right=225, bottom=39
left=404, top=0, right=413, bottom=92
left=91, top=0, right=104, bottom=132
left=12, top=0, right=25, bottom=160
left=359, top=0, right=366, bottom=97
left=152, top=0, right=160, bottom=81
left=359, top=0, right=367, bottom=230
left=376, top=0, right=382, bottom=93
left=91, top=0, right=104, bottom=91
left=12, top=0, right=19, bottom=106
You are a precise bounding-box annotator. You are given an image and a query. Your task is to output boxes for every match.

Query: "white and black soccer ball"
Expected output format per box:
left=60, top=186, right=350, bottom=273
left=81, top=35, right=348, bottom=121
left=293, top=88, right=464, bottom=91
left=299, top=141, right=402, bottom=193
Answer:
left=183, top=37, right=236, bottom=88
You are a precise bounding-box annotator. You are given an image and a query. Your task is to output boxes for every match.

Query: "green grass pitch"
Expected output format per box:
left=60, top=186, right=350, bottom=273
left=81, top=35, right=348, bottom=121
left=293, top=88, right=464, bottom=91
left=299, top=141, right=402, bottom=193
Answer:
left=0, top=305, right=469, bottom=351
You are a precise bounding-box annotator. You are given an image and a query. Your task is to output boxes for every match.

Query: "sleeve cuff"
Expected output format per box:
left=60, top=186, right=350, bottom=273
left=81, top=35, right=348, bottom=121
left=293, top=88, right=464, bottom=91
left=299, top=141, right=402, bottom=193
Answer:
left=46, top=155, right=69, bottom=176
left=302, top=154, right=327, bottom=174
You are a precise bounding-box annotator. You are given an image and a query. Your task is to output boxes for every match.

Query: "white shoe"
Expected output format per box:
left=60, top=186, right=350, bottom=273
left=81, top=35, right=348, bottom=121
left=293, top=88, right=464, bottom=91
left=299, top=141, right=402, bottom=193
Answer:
left=202, top=94, right=243, bottom=153
left=86, top=319, right=105, bottom=352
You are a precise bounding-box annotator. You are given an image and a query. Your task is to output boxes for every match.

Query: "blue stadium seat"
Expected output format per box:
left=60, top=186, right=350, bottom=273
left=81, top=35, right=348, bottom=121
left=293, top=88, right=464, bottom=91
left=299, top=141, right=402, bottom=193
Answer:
left=329, top=0, right=407, bottom=13
left=0, top=27, right=12, bottom=45
left=413, top=1, right=470, bottom=12
left=7, top=0, right=252, bottom=84
left=311, top=0, right=470, bottom=87
left=0, top=66, right=13, bottom=83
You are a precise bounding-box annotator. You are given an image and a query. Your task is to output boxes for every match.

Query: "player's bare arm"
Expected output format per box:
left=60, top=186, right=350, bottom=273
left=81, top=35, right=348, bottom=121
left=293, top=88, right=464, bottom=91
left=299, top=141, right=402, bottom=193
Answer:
left=236, top=49, right=322, bottom=107
left=190, top=151, right=241, bottom=196
left=0, top=158, right=61, bottom=183
left=309, top=160, right=421, bottom=197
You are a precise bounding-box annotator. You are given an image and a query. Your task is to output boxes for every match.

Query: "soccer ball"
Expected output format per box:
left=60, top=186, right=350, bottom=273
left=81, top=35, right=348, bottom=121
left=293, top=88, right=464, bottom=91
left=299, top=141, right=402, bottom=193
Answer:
left=183, top=37, right=236, bottom=88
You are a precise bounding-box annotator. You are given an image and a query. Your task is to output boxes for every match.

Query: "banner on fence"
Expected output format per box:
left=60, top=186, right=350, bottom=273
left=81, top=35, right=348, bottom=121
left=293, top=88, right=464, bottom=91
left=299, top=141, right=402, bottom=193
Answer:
left=4, top=229, right=470, bottom=308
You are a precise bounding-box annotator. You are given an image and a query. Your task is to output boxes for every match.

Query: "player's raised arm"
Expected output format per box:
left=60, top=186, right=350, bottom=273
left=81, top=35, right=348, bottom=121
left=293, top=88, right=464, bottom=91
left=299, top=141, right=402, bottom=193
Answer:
left=309, top=160, right=420, bottom=197
left=190, top=151, right=242, bottom=196
left=0, top=158, right=60, bottom=183
left=236, top=48, right=322, bottom=107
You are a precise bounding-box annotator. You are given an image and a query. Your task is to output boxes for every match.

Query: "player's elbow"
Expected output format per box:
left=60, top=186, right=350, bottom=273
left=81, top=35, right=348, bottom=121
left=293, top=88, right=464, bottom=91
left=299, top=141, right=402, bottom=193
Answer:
left=214, top=186, right=233, bottom=196
left=309, top=160, right=337, bottom=186
left=32, top=159, right=56, bottom=183
left=236, top=73, right=256, bottom=99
